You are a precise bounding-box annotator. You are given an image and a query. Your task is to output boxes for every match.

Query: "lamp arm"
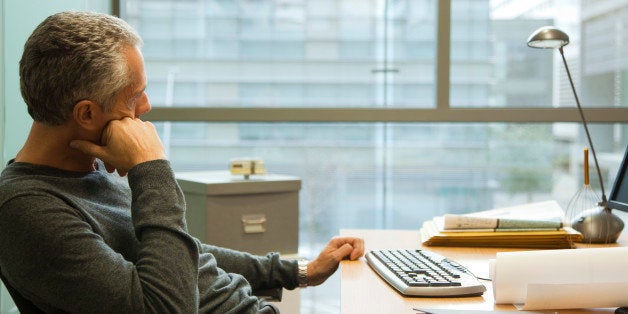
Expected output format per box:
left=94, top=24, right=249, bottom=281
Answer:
left=559, top=47, right=607, bottom=206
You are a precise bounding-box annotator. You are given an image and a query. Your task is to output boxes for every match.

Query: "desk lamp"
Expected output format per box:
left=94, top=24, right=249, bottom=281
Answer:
left=527, top=26, right=624, bottom=243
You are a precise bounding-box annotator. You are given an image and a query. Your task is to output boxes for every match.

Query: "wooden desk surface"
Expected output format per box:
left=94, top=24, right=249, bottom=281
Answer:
left=339, top=228, right=627, bottom=314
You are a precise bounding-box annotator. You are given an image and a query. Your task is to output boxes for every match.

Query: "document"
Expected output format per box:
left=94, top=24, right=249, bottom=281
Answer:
left=490, top=247, right=628, bottom=310
left=442, top=214, right=562, bottom=231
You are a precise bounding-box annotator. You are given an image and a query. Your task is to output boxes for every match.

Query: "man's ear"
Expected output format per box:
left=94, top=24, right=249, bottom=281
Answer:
left=73, top=100, right=102, bottom=130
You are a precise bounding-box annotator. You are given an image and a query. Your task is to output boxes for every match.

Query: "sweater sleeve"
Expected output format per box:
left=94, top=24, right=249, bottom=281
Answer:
left=127, top=160, right=201, bottom=311
left=0, top=160, right=200, bottom=313
left=199, top=243, right=299, bottom=291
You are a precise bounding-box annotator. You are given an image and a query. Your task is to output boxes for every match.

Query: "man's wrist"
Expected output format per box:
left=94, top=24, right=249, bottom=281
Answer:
left=297, top=260, right=308, bottom=288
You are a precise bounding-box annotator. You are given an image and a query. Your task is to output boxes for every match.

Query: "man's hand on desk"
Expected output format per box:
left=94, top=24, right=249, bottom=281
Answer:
left=307, top=236, right=365, bottom=286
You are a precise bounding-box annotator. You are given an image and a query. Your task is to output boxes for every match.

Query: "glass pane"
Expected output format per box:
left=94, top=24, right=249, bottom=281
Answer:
left=157, top=121, right=628, bottom=309
left=451, top=0, right=550, bottom=107
left=122, top=0, right=437, bottom=108
left=161, top=122, right=627, bottom=229
left=452, top=0, right=628, bottom=108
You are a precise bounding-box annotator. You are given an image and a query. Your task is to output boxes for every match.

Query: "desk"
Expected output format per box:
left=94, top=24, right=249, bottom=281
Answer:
left=340, top=227, right=628, bottom=313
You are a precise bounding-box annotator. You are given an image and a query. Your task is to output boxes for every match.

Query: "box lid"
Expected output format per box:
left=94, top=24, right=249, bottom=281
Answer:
left=175, top=170, right=301, bottom=195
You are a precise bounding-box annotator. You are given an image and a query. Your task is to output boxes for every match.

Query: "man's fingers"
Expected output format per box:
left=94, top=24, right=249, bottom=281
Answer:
left=330, top=237, right=365, bottom=260
left=350, top=239, right=365, bottom=260
left=335, top=243, right=354, bottom=260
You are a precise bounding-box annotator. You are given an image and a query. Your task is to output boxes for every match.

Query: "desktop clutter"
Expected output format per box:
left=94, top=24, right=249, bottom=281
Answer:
left=417, top=200, right=628, bottom=310
left=413, top=141, right=628, bottom=310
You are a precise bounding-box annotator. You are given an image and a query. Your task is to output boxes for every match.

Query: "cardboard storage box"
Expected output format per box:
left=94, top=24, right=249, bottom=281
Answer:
left=175, top=171, right=301, bottom=255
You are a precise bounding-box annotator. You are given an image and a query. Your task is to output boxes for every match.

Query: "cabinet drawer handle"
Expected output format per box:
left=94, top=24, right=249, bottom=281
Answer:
left=242, top=214, right=266, bottom=234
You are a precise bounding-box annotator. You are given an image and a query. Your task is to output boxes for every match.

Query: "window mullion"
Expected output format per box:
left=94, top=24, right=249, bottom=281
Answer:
left=435, top=0, right=451, bottom=111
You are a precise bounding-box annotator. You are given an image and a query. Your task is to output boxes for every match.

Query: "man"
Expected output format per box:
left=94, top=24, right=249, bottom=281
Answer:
left=0, top=11, right=364, bottom=313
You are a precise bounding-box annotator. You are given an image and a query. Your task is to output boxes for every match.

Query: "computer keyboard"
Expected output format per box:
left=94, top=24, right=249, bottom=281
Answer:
left=365, top=249, right=486, bottom=297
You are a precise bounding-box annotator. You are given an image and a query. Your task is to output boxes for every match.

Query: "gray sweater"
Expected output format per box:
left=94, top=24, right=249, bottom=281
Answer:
left=0, top=159, right=298, bottom=313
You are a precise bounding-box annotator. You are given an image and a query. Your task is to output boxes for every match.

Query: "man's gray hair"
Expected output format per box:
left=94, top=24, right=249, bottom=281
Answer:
left=19, top=11, right=143, bottom=125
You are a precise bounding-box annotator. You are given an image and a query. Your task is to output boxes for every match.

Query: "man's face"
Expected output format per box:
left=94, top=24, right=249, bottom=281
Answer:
left=86, top=45, right=151, bottom=144
left=107, top=45, right=151, bottom=121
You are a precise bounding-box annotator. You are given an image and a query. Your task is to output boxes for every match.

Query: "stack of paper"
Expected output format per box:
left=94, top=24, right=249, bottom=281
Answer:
left=420, top=200, right=583, bottom=249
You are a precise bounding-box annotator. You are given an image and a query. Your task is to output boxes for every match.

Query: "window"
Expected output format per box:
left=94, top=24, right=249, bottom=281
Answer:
left=120, top=0, right=628, bottom=311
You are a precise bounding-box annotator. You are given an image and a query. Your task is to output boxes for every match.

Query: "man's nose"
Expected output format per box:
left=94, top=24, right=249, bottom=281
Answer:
left=136, top=94, right=151, bottom=117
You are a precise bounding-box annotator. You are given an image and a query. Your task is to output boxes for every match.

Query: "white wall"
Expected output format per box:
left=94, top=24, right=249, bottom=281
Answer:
left=1, top=0, right=111, bottom=166
left=0, top=2, right=111, bottom=312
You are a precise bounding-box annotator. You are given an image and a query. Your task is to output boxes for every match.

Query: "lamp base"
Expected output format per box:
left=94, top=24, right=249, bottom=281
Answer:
left=571, top=208, right=624, bottom=243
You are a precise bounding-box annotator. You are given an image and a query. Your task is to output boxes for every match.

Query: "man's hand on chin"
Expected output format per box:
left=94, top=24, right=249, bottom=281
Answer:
left=70, top=117, right=166, bottom=176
